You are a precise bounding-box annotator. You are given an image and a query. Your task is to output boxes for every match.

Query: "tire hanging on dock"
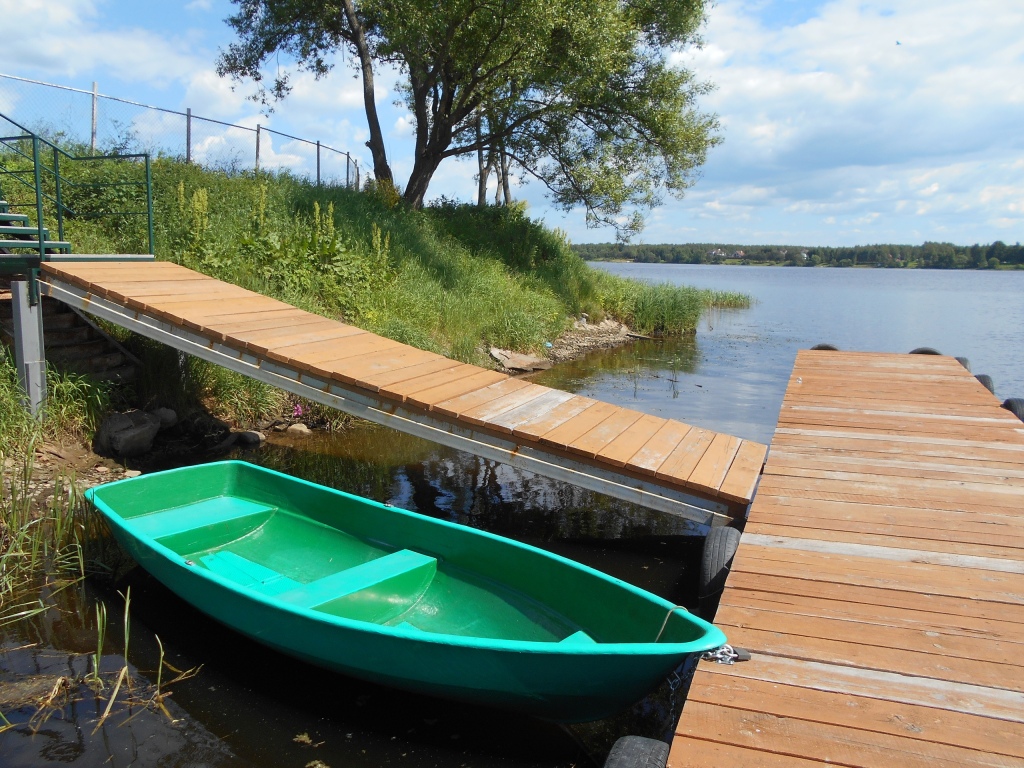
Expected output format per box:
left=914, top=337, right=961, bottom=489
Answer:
left=602, top=736, right=670, bottom=768
left=698, top=526, right=741, bottom=622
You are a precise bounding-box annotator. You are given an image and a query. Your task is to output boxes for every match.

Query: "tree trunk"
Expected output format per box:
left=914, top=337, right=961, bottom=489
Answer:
left=500, top=149, right=512, bottom=206
left=404, top=151, right=445, bottom=208
left=341, top=0, right=393, bottom=185
left=476, top=117, right=489, bottom=206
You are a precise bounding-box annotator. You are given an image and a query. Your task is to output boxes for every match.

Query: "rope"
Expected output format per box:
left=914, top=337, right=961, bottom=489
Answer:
left=654, top=605, right=687, bottom=643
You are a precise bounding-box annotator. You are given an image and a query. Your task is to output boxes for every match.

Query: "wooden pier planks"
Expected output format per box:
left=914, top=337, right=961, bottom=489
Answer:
left=672, top=350, right=1024, bottom=767
left=40, top=260, right=767, bottom=513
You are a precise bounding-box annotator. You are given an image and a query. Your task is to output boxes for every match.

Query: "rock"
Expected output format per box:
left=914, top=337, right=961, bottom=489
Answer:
left=236, top=430, right=266, bottom=447
left=95, top=466, right=110, bottom=474
left=488, top=347, right=552, bottom=372
left=210, top=432, right=239, bottom=453
left=286, top=423, right=312, bottom=436
left=150, top=407, right=178, bottom=430
left=124, top=470, right=142, bottom=478
left=95, top=411, right=162, bottom=457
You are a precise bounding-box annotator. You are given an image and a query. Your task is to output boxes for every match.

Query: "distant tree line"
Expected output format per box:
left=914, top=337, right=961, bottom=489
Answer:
left=572, top=241, right=1024, bottom=269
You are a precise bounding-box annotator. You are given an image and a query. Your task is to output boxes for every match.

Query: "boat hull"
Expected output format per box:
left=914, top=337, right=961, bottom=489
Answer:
left=86, top=461, right=726, bottom=722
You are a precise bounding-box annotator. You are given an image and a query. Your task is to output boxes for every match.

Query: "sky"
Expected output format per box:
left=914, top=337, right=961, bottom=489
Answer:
left=0, top=0, right=1021, bottom=247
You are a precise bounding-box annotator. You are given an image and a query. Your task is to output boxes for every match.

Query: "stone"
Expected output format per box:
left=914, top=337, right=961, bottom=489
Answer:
left=123, top=470, right=142, bottom=478
left=236, top=431, right=266, bottom=447
left=150, top=407, right=178, bottom=430
left=286, top=423, right=312, bottom=436
left=95, top=410, right=162, bottom=457
left=488, top=347, right=552, bottom=372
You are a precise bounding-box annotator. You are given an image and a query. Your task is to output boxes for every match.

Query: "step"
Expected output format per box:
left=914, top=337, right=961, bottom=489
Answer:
left=0, top=297, right=75, bottom=320
left=0, top=213, right=30, bottom=225
left=44, top=324, right=96, bottom=346
left=0, top=239, right=71, bottom=251
left=47, top=338, right=112, bottom=363
left=90, top=363, right=136, bottom=384
left=0, top=225, right=51, bottom=238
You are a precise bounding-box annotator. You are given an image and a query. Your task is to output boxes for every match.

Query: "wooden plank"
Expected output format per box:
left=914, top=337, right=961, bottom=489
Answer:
left=405, top=370, right=510, bottom=411
left=679, top=700, right=1011, bottom=768
left=428, top=376, right=532, bottom=417
left=242, top=324, right=365, bottom=357
left=697, top=654, right=1024, bottom=724
left=730, top=546, right=1024, bottom=605
left=333, top=346, right=440, bottom=386
left=687, top=433, right=742, bottom=495
left=378, top=365, right=496, bottom=405
left=627, top=420, right=695, bottom=476
left=718, top=440, right=768, bottom=504
left=655, top=428, right=714, bottom=483
left=357, top=357, right=463, bottom=391
left=488, top=389, right=576, bottom=433
left=669, top=736, right=829, bottom=767
left=739, top=533, right=1024, bottom=574
left=537, top=401, right=621, bottom=449
left=743, top=521, right=1024, bottom=562
left=201, top=312, right=330, bottom=340
left=566, top=408, right=645, bottom=459
left=456, top=383, right=551, bottom=427
left=725, top=571, right=1024, bottom=626
left=691, top=675, right=1024, bottom=758
left=715, top=603, right=1023, bottom=668
left=596, top=414, right=668, bottom=467
left=718, top=590, right=1024, bottom=645
left=509, top=396, right=597, bottom=441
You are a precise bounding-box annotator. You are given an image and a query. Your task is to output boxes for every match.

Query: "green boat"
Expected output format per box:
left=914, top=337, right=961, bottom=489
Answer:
left=85, top=460, right=726, bottom=722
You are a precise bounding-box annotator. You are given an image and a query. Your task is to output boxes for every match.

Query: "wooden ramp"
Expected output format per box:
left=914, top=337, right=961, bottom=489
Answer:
left=672, top=350, right=1024, bottom=766
left=39, top=260, right=767, bottom=523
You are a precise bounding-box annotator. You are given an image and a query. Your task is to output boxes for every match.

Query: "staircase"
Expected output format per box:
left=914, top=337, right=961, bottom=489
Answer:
left=0, top=197, right=71, bottom=255
left=0, top=287, right=136, bottom=383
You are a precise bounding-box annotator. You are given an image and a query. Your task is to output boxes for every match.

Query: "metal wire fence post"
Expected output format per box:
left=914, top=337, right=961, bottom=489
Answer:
left=255, top=124, right=261, bottom=172
left=91, top=81, right=98, bottom=152
left=186, top=107, right=192, bottom=164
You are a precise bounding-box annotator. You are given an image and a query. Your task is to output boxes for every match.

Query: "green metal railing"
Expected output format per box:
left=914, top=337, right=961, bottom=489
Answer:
left=0, top=111, right=154, bottom=276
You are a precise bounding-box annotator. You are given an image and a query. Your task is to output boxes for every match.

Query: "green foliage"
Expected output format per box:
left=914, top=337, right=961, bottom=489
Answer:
left=218, top=0, right=718, bottom=234
left=574, top=240, right=1024, bottom=269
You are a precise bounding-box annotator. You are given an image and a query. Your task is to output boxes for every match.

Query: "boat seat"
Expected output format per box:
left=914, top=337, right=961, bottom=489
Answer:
left=559, top=630, right=597, bottom=644
left=132, top=497, right=277, bottom=540
left=200, top=550, right=300, bottom=596
left=278, top=549, right=437, bottom=623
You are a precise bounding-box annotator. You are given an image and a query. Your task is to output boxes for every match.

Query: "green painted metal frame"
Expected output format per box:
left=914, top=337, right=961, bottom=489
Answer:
left=0, top=111, right=155, bottom=303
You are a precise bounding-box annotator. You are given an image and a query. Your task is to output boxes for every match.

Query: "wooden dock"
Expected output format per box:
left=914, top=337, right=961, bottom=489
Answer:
left=39, top=260, right=766, bottom=523
left=671, top=350, right=1024, bottom=766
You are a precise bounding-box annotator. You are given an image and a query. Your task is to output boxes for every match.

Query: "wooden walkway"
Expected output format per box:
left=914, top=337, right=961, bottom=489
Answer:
left=39, top=260, right=767, bottom=522
left=671, top=350, right=1024, bottom=766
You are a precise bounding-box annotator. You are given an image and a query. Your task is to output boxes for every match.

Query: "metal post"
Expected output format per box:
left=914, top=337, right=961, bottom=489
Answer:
left=346, top=153, right=351, bottom=188
left=91, top=81, right=98, bottom=152
left=186, top=107, right=192, bottom=164
left=145, top=155, right=155, bottom=255
left=255, top=125, right=261, bottom=173
left=355, top=162, right=360, bottom=191
left=11, top=278, right=46, bottom=416
left=32, top=136, right=45, bottom=273
left=53, top=146, right=64, bottom=242
left=316, top=140, right=321, bottom=186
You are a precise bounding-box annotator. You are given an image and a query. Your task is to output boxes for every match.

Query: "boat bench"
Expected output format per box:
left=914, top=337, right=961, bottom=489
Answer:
left=202, top=548, right=438, bottom=624
left=132, top=496, right=279, bottom=555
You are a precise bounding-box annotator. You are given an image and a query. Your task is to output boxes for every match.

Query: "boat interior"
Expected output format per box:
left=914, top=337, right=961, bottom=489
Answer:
left=94, top=461, right=708, bottom=646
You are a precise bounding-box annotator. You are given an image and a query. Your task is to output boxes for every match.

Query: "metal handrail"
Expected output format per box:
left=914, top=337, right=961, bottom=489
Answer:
left=0, top=112, right=154, bottom=260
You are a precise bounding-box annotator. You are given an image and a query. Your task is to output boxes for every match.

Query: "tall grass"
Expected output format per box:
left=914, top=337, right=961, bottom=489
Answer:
left=0, top=348, right=107, bottom=621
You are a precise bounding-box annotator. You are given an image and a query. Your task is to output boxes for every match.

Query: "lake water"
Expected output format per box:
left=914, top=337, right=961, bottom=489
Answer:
left=5, top=264, right=1022, bottom=767
left=581, top=263, right=1024, bottom=444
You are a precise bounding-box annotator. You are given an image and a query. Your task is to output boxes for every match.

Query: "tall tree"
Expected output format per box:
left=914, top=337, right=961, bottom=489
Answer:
left=218, top=0, right=719, bottom=235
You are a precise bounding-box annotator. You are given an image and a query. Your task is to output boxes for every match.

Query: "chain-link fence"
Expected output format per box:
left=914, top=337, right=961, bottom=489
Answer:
left=0, top=73, right=362, bottom=187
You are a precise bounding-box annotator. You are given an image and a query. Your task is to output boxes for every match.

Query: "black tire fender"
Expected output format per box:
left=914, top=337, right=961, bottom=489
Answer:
left=1003, top=398, right=1024, bottom=422
left=954, top=356, right=971, bottom=371
left=699, top=526, right=741, bottom=622
left=603, top=736, right=670, bottom=768
left=909, top=347, right=942, bottom=355
left=810, top=343, right=839, bottom=351
left=975, top=374, right=995, bottom=394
